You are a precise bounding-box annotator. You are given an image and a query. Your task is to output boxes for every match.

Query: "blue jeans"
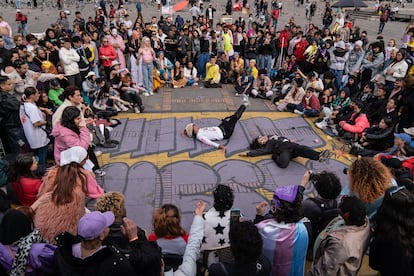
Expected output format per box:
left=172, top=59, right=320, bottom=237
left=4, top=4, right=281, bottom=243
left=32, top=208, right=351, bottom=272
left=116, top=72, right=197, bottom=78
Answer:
left=257, top=55, right=264, bottom=69
left=263, top=55, right=273, bottom=74
left=35, top=145, right=49, bottom=165
left=2, top=36, right=14, bottom=50
left=142, top=61, right=154, bottom=94
left=330, top=69, right=344, bottom=90
left=198, top=52, right=210, bottom=79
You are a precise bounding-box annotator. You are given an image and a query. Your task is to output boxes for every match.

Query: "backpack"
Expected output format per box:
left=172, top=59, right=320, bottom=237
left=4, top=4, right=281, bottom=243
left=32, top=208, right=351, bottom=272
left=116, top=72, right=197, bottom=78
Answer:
left=308, top=197, right=339, bottom=236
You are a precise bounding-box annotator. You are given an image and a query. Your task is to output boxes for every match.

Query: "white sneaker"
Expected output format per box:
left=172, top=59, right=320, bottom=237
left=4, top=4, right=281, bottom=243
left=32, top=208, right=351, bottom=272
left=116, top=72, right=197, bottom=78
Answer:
left=242, top=94, right=250, bottom=106
left=315, top=120, right=328, bottom=129
left=294, top=109, right=304, bottom=115
left=143, top=92, right=150, bottom=96
left=134, top=107, right=141, bottom=113
left=94, top=150, right=102, bottom=157
left=94, top=169, right=106, bottom=177
left=149, top=91, right=154, bottom=95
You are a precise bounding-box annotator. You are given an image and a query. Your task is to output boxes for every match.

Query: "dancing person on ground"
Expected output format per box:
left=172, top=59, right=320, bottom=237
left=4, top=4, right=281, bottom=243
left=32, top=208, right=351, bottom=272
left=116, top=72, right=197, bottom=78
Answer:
left=239, top=134, right=331, bottom=168
left=182, top=104, right=247, bottom=153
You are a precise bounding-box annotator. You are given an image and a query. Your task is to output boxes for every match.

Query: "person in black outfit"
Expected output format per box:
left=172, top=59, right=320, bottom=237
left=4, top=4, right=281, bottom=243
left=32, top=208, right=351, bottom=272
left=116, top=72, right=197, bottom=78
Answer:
left=239, top=134, right=331, bottom=168
left=164, top=30, right=178, bottom=63
left=208, top=221, right=271, bottom=276
left=301, top=171, right=341, bottom=259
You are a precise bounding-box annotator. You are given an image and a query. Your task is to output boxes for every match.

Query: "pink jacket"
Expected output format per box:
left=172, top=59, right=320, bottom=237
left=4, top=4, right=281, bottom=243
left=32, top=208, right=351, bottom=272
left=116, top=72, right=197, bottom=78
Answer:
left=341, top=113, right=370, bottom=135
left=51, top=123, right=90, bottom=165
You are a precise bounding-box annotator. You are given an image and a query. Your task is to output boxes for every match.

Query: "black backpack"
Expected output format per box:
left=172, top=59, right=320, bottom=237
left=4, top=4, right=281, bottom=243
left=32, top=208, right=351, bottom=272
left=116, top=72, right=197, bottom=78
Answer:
left=308, top=197, right=339, bottom=236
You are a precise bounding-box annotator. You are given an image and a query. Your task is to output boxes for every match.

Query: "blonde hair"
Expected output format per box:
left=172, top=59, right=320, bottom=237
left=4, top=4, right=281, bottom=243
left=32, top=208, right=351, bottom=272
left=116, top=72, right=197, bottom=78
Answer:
left=349, top=157, right=392, bottom=203
left=95, top=192, right=125, bottom=218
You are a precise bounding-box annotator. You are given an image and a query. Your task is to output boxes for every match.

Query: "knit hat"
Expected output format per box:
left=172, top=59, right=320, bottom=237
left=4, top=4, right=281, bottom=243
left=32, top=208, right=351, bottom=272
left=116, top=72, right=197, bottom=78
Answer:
left=60, top=146, right=87, bottom=166
left=184, top=123, right=195, bottom=138
left=335, top=40, right=345, bottom=50
left=77, top=211, right=115, bottom=240
left=354, top=40, right=363, bottom=47
left=394, top=133, right=411, bottom=144
left=273, top=185, right=299, bottom=208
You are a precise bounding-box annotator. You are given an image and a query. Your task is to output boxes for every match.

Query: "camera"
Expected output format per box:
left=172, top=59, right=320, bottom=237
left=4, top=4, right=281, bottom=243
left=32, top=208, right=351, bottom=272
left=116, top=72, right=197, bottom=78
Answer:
left=309, top=172, right=318, bottom=182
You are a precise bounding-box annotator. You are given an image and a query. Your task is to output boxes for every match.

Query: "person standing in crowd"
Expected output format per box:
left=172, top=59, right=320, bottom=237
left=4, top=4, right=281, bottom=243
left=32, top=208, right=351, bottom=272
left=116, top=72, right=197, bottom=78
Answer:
left=198, top=29, right=210, bottom=80
left=106, top=28, right=126, bottom=69
left=59, top=38, right=82, bottom=88
left=19, top=87, right=50, bottom=165
left=0, top=16, right=13, bottom=50
left=99, top=37, right=117, bottom=78
left=137, top=37, right=156, bottom=95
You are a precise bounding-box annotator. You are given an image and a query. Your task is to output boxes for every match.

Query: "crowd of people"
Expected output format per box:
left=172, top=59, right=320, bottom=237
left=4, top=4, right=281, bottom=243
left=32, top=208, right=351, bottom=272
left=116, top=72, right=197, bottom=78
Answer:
left=0, top=0, right=414, bottom=274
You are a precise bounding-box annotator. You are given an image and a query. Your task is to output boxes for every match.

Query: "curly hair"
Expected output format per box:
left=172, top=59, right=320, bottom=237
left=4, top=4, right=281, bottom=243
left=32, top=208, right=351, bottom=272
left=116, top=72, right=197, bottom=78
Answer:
left=152, top=204, right=186, bottom=238
left=213, top=184, right=234, bottom=211
left=229, top=221, right=262, bottom=263
left=375, top=186, right=414, bottom=258
left=313, top=171, right=342, bottom=200
left=349, top=157, right=392, bottom=203
left=95, top=192, right=126, bottom=219
left=273, top=188, right=303, bottom=223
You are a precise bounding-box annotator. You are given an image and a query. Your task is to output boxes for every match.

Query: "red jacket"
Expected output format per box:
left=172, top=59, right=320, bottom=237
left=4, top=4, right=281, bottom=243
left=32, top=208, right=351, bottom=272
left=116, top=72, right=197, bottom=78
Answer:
left=98, top=45, right=117, bottom=68
left=301, top=94, right=320, bottom=113
left=294, top=39, right=309, bottom=62
left=278, top=30, right=291, bottom=49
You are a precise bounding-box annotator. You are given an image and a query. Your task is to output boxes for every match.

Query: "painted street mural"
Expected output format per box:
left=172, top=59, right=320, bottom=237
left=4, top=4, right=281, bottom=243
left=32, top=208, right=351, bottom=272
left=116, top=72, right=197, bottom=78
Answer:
left=100, top=114, right=350, bottom=231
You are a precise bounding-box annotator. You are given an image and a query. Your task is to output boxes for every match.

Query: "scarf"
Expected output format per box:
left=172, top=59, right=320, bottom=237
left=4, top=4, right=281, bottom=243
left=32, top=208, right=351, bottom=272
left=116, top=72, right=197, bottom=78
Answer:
left=10, top=228, right=47, bottom=276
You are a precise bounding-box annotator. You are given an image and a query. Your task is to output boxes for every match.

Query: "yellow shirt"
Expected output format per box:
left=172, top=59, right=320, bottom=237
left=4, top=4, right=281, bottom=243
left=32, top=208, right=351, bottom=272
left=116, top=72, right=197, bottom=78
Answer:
left=252, top=67, right=258, bottom=79
left=206, top=63, right=220, bottom=82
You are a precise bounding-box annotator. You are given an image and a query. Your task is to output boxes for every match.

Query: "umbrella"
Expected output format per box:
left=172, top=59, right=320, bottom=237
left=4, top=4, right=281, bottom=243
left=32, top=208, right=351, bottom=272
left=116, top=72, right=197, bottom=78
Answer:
left=332, top=0, right=367, bottom=8
left=173, top=0, right=189, bottom=12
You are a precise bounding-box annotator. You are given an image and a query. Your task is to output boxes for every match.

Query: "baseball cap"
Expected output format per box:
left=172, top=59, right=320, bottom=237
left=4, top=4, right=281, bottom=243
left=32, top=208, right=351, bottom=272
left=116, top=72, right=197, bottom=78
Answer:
left=394, top=133, right=411, bottom=144
left=77, top=211, right=115, bottom=240
left=60, top=146, right=87, bottom=166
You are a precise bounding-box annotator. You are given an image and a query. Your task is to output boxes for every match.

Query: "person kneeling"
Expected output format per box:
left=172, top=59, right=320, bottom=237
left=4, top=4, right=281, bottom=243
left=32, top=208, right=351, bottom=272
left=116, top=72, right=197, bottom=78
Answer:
left=251, top=69, right=273, bottom=100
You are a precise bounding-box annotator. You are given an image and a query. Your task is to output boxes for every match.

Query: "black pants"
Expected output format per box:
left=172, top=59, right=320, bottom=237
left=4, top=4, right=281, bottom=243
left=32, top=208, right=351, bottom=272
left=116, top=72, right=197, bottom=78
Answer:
left=87, top=146, right=101, bottom=170
left=67, top=73, right=82, bottom=89
left=120, top=91, right=143, bottom=108
left=218, top=104, right=246, bottom=139
left=271, top=144, right=320, bottom=168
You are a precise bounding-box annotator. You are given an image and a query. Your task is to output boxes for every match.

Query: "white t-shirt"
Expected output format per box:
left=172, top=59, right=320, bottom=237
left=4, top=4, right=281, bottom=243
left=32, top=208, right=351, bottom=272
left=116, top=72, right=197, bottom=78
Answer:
left=20, top=102, right=49, bottom=149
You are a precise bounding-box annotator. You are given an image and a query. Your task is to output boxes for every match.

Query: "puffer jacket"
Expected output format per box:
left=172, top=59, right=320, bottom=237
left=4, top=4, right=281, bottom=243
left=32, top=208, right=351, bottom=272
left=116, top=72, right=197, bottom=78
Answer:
left=341, top=112, right=370, bottom=135
left=329, top=48, right=349, bottom=71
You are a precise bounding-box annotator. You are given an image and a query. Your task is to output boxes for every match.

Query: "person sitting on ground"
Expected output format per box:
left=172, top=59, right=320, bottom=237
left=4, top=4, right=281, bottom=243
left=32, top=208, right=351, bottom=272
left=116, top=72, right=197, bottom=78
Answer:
left=251, top=69, right=273, bottom=100
left=200, top=185, right=235, bottom=269
left=316, top=87, right=351, bottom=129
left=204, top=55, right=221, bottom=88
left=345, top=157, right=393, bottom=224
left=172, top=61, right=188, bottom=89
left=121, top=201, right=207, bottom=275
left=335, top=101, right=370, bottom=140
left=148, top=204, right=188, bottom=271
left=10, top=153, right=42, bottom=206
left=301, top=171, right=342, bottom=259
left=207, top=221, right=271, bottom=276
left=235, top=68, right=254, bottom=97
left=183, top=61, right=199, bottom=86
left=309, top=196, right=371, bottom=276
left=381, top=157, right=414, bottom=192
left=53, top=211, right=135, bottom=275
left=229, top=52, right=244, bottom=82
left=182, top=104, right=247, bottom=153
left=0, top=207, right=57, bottom=275
left=239, top=134, right=331, bottom=168
left=350, top=117, right=395, bottom=157
left=48, top=79, right=64, bottom=107
left=255, top=183, right=311, bottom=276
left=292, top=87, right=321, bottom=117
left=376, top=133, right=413, bottom=160
left=95, top=192, right=147, bottom=257
left=33, top=146, right=104, bottom=244
left=276, top=78, right=306, bottom=112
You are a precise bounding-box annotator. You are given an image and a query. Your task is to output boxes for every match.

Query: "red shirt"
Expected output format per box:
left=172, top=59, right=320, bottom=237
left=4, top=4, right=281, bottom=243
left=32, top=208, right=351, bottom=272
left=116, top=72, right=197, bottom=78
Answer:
left=294, top=39, right=309, bottom=62
left=98, top=45, right=117, bottom=68
left=13, top=177, right=42, bottom=206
